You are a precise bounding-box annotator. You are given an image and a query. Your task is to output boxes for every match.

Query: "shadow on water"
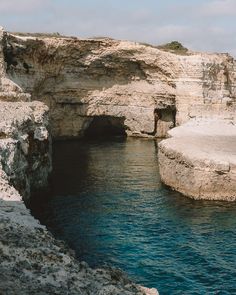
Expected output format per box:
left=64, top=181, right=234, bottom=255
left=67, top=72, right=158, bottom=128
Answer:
left=31, top=137, right=236, bottom=295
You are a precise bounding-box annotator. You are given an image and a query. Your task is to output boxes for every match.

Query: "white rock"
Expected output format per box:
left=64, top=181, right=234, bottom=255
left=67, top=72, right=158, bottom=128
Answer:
left=159, top=121, right=236, bottom=201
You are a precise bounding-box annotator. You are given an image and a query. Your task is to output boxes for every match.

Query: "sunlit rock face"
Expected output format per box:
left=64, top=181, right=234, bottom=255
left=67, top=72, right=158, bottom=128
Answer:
left=0, top=31, right=176, bottom=138
left=1, top=29, right=235, bottom=139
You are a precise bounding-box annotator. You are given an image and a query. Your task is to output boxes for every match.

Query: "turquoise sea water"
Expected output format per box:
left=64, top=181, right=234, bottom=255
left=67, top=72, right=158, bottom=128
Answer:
left=37, top=138, right=236, bottom=294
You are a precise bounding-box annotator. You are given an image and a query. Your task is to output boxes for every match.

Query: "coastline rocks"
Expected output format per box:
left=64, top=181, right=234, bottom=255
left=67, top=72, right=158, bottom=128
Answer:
left=159, top=120, right=236, bottom=201
left=0, top=197, right=158, bottom=294
left=0, top=198, right=158, bottom=294
left=0, top=101, right=158, bottom=295
left=1, top=30, right=235, bottom=138
left=0, top=25, right=236, bottom=293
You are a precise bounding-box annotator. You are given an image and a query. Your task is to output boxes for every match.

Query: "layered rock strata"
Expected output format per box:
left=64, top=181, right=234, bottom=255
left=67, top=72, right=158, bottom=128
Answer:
left=159, top=120, right=236, bottom=201
left=0, top=101, right=157, bottom=294
left=1, top=28, right=235, bottom=139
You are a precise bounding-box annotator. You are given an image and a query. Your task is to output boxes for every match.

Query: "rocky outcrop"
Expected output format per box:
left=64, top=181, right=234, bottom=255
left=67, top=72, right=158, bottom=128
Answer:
left=0, top=101, right=157, bottom=294
left=159, top=120, right=236, bottom=201
left=0, top=101, right=51, bottom=200
left=0, top=30, right=176, bottom=138
left=1, top=28, right=235, bottom=139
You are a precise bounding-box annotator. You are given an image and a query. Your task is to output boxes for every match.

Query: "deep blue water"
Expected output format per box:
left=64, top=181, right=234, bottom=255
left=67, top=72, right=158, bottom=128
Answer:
left=40, top=138, right=236, bottom=294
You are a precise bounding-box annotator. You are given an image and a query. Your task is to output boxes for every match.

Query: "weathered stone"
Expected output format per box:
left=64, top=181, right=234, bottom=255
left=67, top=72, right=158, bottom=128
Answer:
left=159, top=120, right=236, bottom=201
left=0, top=101, right=51, bottom=200
left=1, top=31, right=235, bottom=139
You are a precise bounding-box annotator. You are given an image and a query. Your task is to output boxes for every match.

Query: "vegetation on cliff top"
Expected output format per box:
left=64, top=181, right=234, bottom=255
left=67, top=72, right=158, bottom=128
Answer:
left=157, top=41, right=188, bottom=54
left=139, top=40, right=189, bottom=55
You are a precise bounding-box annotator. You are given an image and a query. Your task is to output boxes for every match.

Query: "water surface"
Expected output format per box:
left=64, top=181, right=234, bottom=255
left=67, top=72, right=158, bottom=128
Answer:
left=38, top=138, right=236, bottom=294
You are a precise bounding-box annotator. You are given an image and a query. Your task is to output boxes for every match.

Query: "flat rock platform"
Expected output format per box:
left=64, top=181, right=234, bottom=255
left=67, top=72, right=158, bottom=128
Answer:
left=158, top=120, right=236, bottom=201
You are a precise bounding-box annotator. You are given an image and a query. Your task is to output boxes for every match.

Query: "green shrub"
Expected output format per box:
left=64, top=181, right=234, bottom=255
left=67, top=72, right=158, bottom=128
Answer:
left=157, top=41, right=188, bottom=55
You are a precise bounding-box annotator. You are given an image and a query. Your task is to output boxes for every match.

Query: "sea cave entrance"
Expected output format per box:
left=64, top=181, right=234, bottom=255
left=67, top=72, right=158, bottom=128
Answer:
left=84, top=116, right=127, bottom=138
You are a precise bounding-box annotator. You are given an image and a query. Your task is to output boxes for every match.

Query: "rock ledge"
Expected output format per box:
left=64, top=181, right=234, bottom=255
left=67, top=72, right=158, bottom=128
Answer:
left=159, top=120, right=236, bottom=201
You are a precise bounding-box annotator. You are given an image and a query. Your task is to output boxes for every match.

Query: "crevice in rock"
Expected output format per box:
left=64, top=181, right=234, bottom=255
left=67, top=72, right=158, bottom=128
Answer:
left=142, top=106, right=176, bottom=136
left=158, top=106, right=176, bottom=127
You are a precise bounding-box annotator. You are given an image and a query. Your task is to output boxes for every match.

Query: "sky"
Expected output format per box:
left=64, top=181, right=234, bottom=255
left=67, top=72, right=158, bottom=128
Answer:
left=1, top=0, right=235, bottom=57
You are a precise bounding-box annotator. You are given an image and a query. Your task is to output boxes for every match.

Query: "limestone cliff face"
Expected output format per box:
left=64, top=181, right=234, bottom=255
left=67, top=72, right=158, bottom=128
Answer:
left=175, top=54, right=236, bottom=125
left=1, top=28, right=235, bottom=138
left=0, top=101, right=51, bottom=200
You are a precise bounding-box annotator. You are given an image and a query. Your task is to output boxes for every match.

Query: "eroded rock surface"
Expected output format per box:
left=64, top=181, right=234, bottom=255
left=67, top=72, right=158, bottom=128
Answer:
left=159, top=120, right=236, bottom=201
left=0, top=101, right=51, bottom=200
left=0, top=27, right=235, bottom=138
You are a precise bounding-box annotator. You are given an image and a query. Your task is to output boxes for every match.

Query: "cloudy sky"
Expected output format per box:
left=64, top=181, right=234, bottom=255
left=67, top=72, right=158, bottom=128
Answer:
left=1, top=0, right=235, bottom=57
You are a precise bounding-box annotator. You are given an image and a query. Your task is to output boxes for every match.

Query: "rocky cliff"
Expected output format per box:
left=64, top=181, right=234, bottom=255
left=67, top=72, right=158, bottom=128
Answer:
left=0, top=26, right=236, bottom=293
left=1, top=27, right=235, bottom=139
left=0, top=101, right=51, bottom=201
